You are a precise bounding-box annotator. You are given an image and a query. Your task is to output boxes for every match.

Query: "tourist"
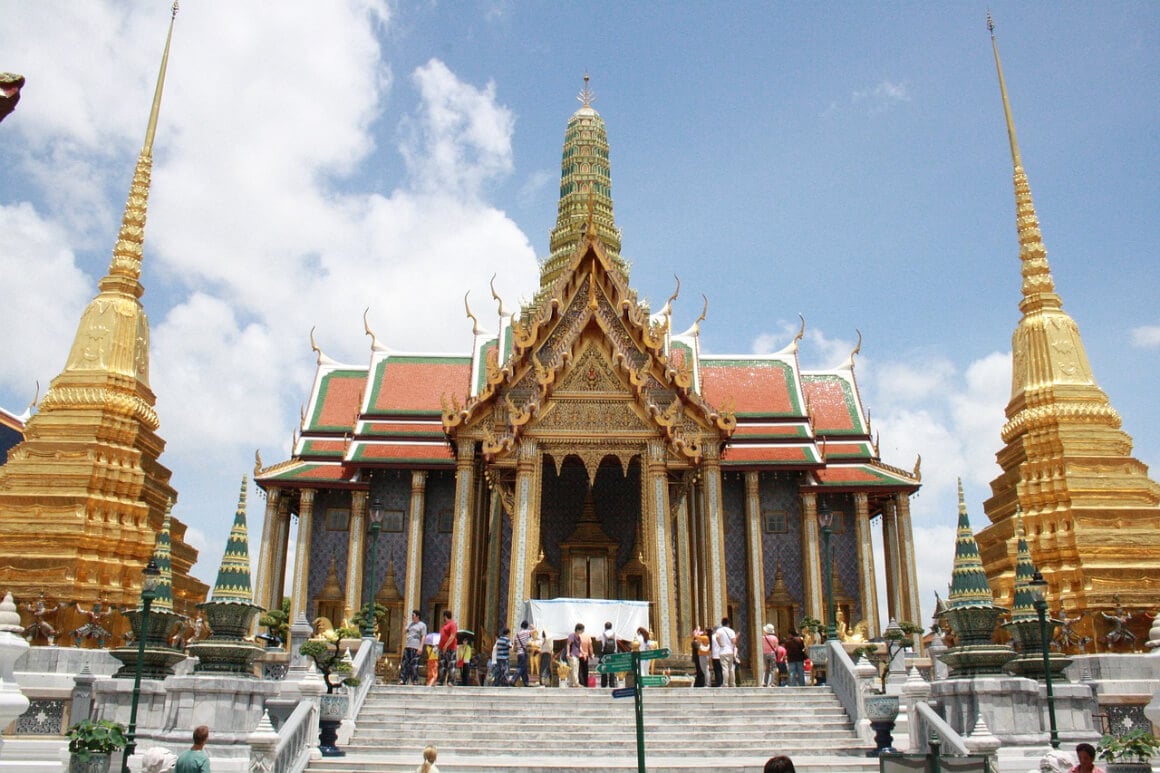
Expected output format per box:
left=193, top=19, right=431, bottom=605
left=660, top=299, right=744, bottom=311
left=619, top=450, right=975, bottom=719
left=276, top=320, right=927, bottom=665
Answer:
left=716, top=617, right=737, bottom=687
left=437, top=610, right=457, bottom=686
left=492, top=627, right=512, bottom=686
left=775, top=640, right=788, bottom=686
left=579, top=624, right=594, bottom=687
left=457, top=632, right=474, bottom=686
left=417, top=744, right=439, bottom=773
left=710, top=625, right=723, bottom=687
left=401, top=610, right=426, bottom=685
left=424, top=629, right=440, bottom=686
left=785, top=629, right=806, bottom=687
left=1069, top=742, right=1104, bottom=773
left=513, top=620, right=533, bottom=686
left=174, top=725, right=210, bottom=773
left=695, top=625, right=711, bottom=687
left=598, top=621, right=619, bottom=687
left=763, top=755, right=796, bottom=773
left=761, top=624, right=780, bottom=687
left=634, top=626, right=653, bottom=676
left=538, top=630, right=553, bottom=686
left=566, top=623, right=584, bottom=687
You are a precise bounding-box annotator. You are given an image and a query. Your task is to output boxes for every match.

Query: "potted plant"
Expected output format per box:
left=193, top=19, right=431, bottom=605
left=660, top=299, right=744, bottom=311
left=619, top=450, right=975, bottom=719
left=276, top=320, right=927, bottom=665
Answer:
left=257, top=597, right=290, bottom=647
left=300, top=635, right=360, bottom=757
left=850, top=620, right=922, bottom=756
left=67, top=719, right=127, bottom=773
left=1097, top=727, right=1160, bottom=773
left=351, top=601, right=387, bottom=639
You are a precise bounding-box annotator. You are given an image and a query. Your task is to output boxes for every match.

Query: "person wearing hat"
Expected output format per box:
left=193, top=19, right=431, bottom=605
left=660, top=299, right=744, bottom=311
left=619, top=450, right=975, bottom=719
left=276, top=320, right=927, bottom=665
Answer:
left=761, top=624, right=780, bottom=687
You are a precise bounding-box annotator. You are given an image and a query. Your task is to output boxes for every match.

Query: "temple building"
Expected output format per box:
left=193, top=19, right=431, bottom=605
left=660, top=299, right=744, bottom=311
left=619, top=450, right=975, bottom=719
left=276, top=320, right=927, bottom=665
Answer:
left=254, top=80, right=922, bottom=665
left=976, top=23, right=1160, bottom=649
left=0, top=9, right=207, bottom=640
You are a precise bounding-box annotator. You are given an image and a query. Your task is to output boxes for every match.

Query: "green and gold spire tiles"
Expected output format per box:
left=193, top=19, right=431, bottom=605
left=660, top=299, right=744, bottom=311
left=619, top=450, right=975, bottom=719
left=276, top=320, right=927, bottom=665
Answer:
left=1009, top=507, right=1037, bottom=622
left=539, top=74, right=627, bottom=288
left=948, top=479, right=995, bottom=609
left=211, top=476, right=255, bottom=604
left=150, top=499, right=175, bottom=613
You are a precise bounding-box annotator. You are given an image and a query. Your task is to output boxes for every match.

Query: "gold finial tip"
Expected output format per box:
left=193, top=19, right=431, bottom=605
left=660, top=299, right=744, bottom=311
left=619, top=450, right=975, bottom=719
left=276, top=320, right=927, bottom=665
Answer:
left=986, top=10, right=993, bottom=34
left=171, top=0, right=179, bottom=19
left=577, top=72, right=595, bottom=108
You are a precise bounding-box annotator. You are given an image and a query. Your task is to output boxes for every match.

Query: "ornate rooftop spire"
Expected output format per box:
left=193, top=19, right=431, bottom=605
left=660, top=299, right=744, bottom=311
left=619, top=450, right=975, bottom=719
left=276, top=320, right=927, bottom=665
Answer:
left=151, top=500, right=176, bottom=613
left=947, top=479, right=994, bottom=609
left=1008, top=507, right=1037, bottom=622
left=539, top=74, right=626, bottom=288
left=211, top=476, right=256, bottom=604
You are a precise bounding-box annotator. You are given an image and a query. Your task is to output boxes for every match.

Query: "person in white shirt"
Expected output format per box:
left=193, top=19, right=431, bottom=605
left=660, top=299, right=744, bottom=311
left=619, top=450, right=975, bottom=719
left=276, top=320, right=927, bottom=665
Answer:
left=715, top=617, right=738, bottom=687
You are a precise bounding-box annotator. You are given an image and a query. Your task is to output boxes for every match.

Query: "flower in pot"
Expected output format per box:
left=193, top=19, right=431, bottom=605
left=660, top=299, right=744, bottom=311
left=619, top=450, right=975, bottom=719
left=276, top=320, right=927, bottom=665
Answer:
left=1097, top=727, right=1160, bottom=772
left=67, top=719, right=127, bottom=773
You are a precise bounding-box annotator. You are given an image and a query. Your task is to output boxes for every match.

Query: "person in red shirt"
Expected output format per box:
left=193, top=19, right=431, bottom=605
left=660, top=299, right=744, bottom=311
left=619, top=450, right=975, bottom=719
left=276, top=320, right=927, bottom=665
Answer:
left=437, top=610, right=458, bottom=686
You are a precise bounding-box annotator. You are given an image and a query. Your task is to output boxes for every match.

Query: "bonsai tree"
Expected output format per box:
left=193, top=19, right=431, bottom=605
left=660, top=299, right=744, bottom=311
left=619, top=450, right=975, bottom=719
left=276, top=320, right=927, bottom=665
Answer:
left=1098, top=727, right=1160, bottom=767
left=300, top=632, right=360, bottom=694
left=851, top=619, right=923, bottom=693
left=797, top=616, right=823, bottom=643
left=258, top=597, right=290, bottom=645
left=67, top=718, right=127, bottom=762
left=350, top=602, right=387, bottom=637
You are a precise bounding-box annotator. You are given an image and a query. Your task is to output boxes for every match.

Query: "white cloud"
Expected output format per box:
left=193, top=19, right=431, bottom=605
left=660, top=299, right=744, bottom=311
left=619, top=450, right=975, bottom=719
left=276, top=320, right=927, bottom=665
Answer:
left=0, top=203, right=93, bottom=399
left=1131, top=326, right=1160, bottom=348
left=853, top=80, right=910, bottom=105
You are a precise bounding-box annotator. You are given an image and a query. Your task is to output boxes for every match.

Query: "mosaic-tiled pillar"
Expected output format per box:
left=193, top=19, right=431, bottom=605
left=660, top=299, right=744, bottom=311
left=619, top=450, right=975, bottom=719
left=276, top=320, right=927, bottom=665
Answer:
left=896, top=493, right=921, bottom=629
left=744, top=471, right=767, bottom=684
left=507, top=439, right=540, bottom=627
left=801, top=492, right=822, bottom=621
left=882, top=498, right=900, bottom=623
left=854, top=492, right=880, bottom=637
left=253, top=486, right=281, bottom=616
left=449, top=443, right=477, bottom=622
left=672, top=481, right=693, bottom=641
left=403, top=472, right=427, bottom=623
left=289, top=489, right=317, bottom=624
left=701, top=446, right=728, bottom=626
left=646, top=439, right=677, bottom=650
left=344, top=490, right=368, bottom=625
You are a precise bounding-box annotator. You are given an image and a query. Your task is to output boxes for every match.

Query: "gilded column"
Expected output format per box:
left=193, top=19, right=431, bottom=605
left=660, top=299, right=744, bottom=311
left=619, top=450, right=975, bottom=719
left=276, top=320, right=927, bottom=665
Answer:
left=507, top=439, right=539, bottom=625
left=483, top=490, right=505, bottom=637
left=853, top=492, right=880, bottom=637
left=343, top=490, right=368, bottom=625
left=253, top=486, right=281, bottom=614
left=896, top=493, right=921, bottom=626
left=701, top=445, right=728, bottom=625
left=271, top=494, right=292, bottom=608
left=801, top=492, right=822, bottom=621
left=448, top=442, right=477, bottom=622
left=672, top=480, right=693, bottom=640
left=403, top=471, right=427, bottom=621
left=289, top=489, right=317, bottom=624
left=744, top=472, right=766, bottom=684
left=882, top=498, right=900, bottom=622
left=646, top=440, right=678, bottom=651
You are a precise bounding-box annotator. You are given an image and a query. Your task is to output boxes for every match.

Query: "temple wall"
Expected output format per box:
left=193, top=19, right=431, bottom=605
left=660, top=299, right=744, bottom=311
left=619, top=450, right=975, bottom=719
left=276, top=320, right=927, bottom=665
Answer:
left=721, top=474, right=749, bottom=661
left=306, top=489, right=351, bottom=622
left=364, top=472, right=413, bottom=600
left=759, top=474, right=805, bottom=609
left=829, top=496, right=863, bottom=624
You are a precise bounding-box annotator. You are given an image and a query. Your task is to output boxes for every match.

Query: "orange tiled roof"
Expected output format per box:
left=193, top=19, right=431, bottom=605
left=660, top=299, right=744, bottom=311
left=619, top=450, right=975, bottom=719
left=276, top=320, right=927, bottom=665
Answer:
left=309, top=369, right=367, bottom=432
left=699, top=359, right=801, bottom=416
left=368, top=356, right=472, bottom=414
left=802, top=375, right=862, bottom=434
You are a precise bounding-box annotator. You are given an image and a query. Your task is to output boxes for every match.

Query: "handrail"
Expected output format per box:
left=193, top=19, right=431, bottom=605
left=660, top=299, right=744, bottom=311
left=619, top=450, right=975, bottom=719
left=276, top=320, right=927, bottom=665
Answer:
left=825, top=639, right=864, bottom=723
left=348, top=637, right=378, bottom=718
left=913, top=700, right=971, bottom=756
left=271, top=700, right=317, bottom=773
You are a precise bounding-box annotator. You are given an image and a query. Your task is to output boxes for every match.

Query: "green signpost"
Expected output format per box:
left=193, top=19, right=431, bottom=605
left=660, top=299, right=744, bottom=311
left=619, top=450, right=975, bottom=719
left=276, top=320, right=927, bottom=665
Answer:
left=598, top=647, right=673, bottom=773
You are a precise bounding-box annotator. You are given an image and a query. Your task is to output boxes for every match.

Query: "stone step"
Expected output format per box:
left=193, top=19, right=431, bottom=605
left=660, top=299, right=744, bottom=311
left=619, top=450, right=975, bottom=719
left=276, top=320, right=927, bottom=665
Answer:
left=306, top=683, right=875, bottom=773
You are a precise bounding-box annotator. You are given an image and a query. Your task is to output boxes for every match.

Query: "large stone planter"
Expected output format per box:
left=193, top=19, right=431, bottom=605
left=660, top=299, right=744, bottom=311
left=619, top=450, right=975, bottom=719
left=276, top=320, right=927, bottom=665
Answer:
left=1106, top=764, right=1152, bottom=773
left=864, top=694, right=899, bottom=756
left=69, top=753, right=112, bottom=773
left=318, top=693, right=349, bottom=757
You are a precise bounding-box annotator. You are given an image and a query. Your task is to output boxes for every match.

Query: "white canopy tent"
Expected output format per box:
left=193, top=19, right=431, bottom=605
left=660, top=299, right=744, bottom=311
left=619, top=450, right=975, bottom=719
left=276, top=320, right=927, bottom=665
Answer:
left=519, top=598, right=650, bottom=643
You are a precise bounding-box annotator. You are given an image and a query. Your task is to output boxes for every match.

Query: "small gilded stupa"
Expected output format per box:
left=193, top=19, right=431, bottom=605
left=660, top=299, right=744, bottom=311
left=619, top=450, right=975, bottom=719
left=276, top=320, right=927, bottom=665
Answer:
left=0, top=2, right=207, bottom=642
left=190, top=477, right=264, bottom=675
left=1003, top=508, right=1069, bottom=678
left=976, top=16, right=1160, bottom=651
left=938, top=480, right=1012, bottom=677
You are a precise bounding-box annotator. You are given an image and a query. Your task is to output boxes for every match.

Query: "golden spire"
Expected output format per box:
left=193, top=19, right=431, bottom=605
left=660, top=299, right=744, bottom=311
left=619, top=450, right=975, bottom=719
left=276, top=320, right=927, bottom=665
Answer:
left=578, top=71, right=594, bottom=108
left=988, top=13, right=1058, bottom=315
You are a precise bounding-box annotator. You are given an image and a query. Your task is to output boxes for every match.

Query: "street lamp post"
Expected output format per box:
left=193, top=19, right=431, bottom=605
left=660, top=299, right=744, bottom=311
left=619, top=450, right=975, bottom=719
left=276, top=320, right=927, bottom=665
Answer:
left=122, top=557, right=161, bottom=773
left=1030, top=570, right=1060, bottom=749
left=363, top=497, right=385, bottom=638
left=818, top=501, right=838, bottom=641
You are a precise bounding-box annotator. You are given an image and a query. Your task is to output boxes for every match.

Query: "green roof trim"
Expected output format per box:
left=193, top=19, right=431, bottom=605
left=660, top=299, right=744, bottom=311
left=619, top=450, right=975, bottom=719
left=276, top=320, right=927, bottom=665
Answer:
left=309, top=369, right=367, bottom=432
left=476, top=339, right=498, bottom=395
left=801, top=373, right=866, bottom=435
left=366, top=355, right=472, bottom=415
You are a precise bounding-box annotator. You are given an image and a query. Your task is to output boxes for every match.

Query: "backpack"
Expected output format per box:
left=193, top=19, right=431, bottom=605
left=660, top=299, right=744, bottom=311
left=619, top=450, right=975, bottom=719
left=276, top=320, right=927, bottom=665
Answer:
left=599, top=631, right=617, bottom=656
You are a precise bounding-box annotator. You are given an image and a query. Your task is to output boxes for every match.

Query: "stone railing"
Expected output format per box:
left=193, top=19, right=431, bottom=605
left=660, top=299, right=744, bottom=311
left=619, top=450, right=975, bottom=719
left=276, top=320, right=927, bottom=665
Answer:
left=347, top=637, right=379, bottom=719
left=913, top=700, right=971, bottom=756
left=268, top=700, right=317, bottom=773
left=826, top=639, right=864, bottom=724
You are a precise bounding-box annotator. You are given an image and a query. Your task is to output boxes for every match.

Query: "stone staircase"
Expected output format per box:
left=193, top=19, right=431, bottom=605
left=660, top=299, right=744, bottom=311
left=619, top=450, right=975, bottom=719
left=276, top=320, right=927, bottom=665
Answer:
left=306, top=684, right=880, bottom=772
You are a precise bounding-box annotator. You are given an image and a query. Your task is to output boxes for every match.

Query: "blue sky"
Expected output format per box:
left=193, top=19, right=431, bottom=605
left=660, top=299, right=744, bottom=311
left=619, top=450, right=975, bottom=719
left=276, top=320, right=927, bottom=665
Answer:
left=1, top=2, right=1157, bottom=629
